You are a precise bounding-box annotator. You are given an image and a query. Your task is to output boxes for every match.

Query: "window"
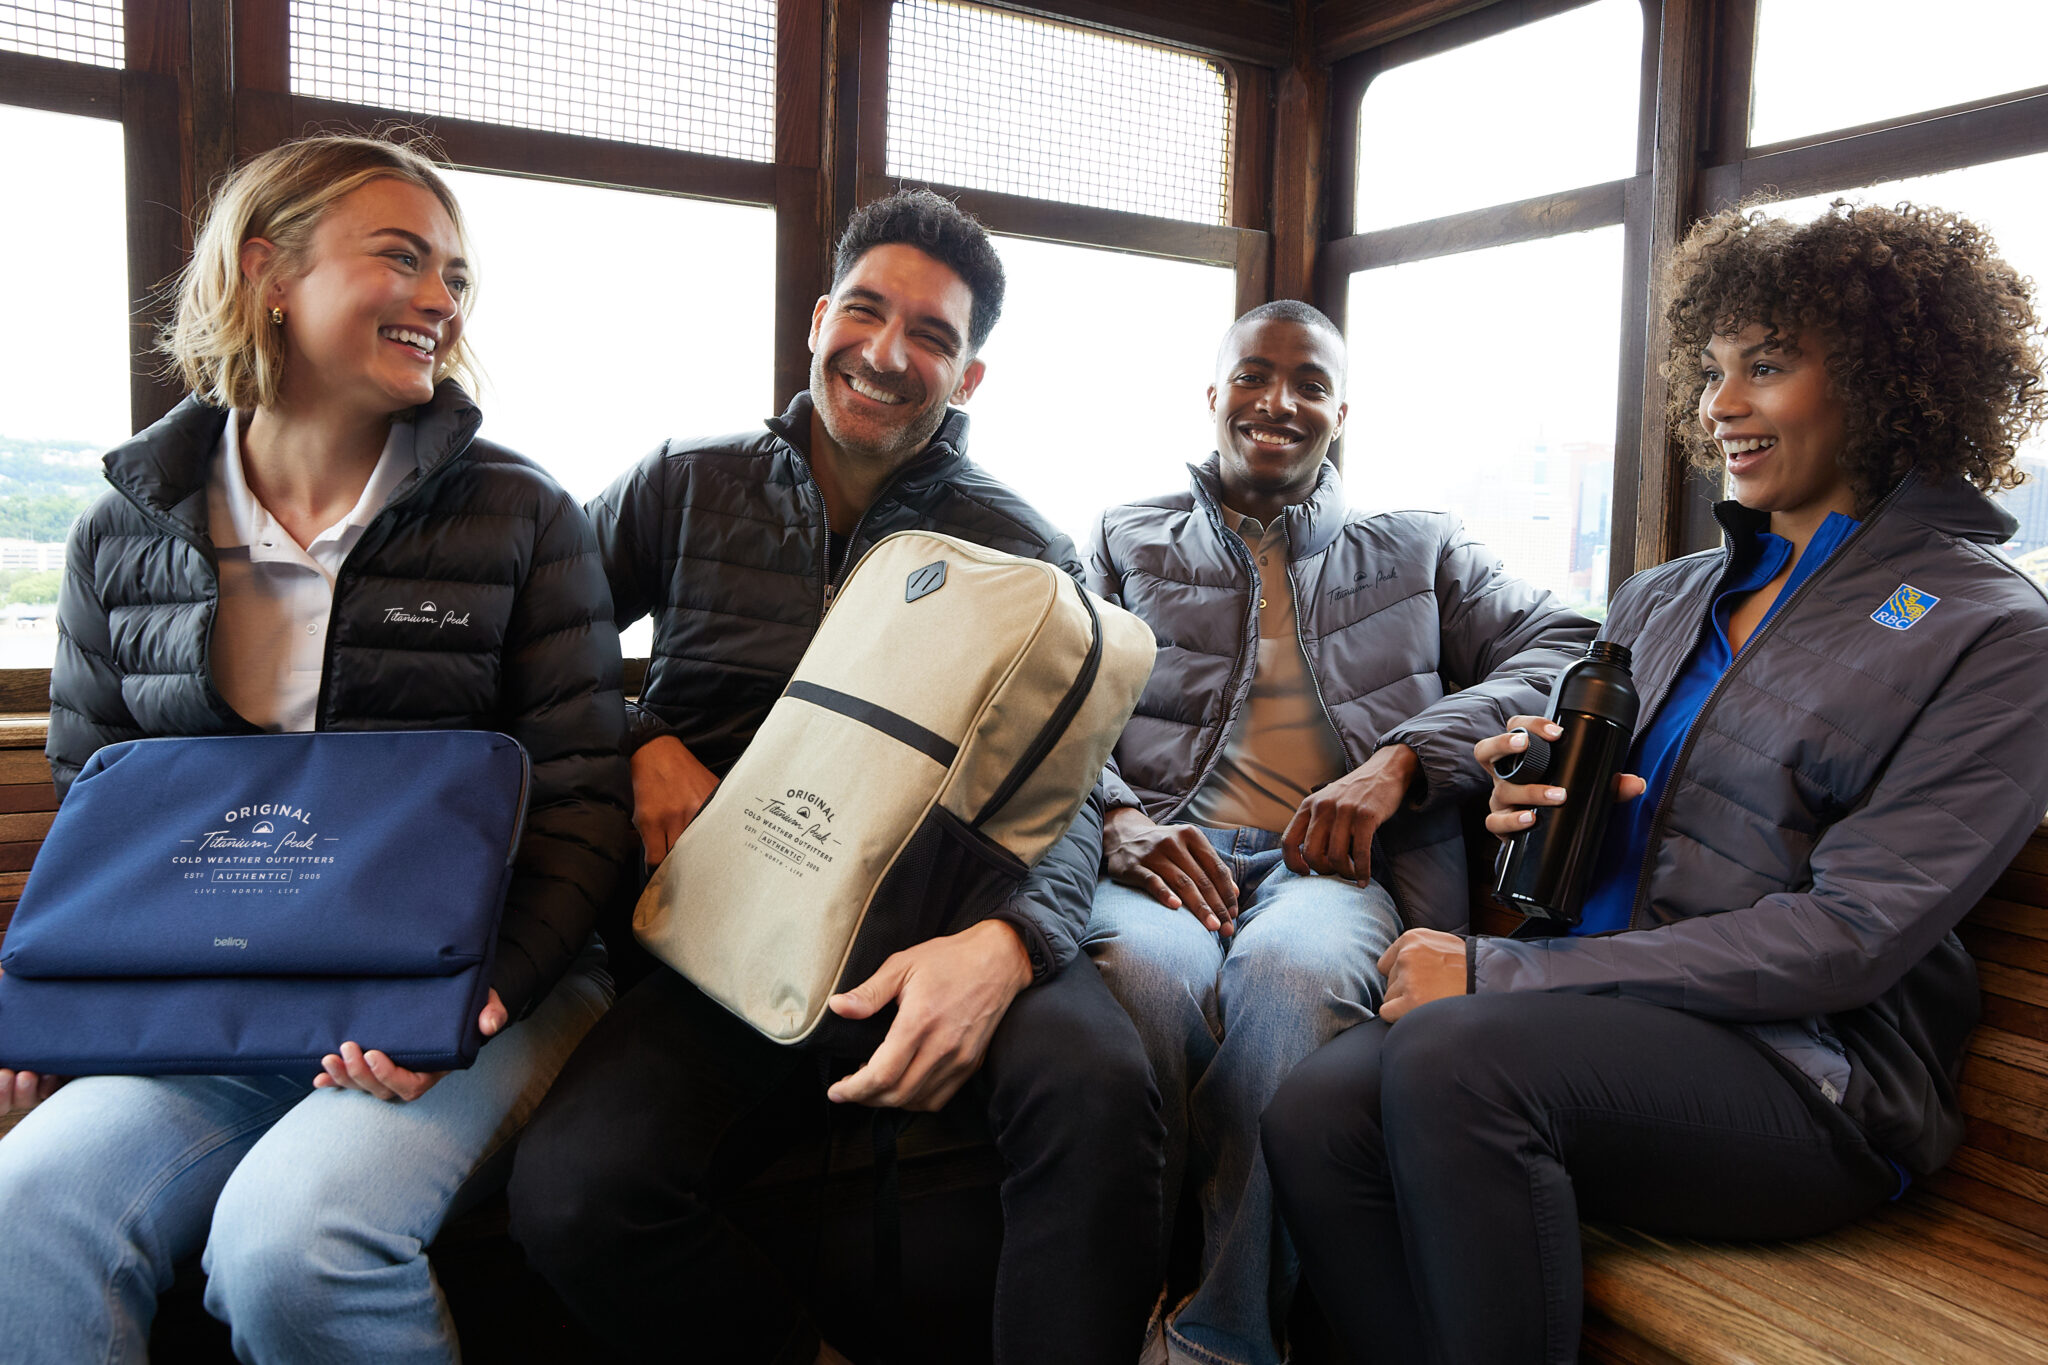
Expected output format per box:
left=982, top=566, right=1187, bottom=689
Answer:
left=0, top=103, right=129, bottom=667
left=289, top=0, right=778, bottom=161
left=1758, top=150, right=2048, bottom=588
left=966, top=237, right=1235, bottom=547
left=443, top=170, right=776, bottom=508
left=888, top=0, right=1234, bottom=224
left=1353, top=0, right=1641, bottom=233
left=1345, top=228, right=1625, bottom=616
left=881, top=0, right=1250, bottom=550
left=0, top=0, right=121, bottom=67
left=1750, top=0, right=2048, bottom=147
left=1332, top=0, right=1644, bottom=610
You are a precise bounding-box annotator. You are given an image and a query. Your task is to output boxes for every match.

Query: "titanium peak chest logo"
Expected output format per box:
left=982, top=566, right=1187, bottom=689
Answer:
left=1871, top=583, right=1940, bottom=631
left=383, top=598, right=472, bottom=629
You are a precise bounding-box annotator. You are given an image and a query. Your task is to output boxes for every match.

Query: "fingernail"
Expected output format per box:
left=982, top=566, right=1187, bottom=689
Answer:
left=1519, top=810, right=1535, bottom=825
left=1509, top=732, right=1527, bottom=749
left=1546, top=723, right=1563, bottom=737
left=1546, top=788, right=1567, bottom=802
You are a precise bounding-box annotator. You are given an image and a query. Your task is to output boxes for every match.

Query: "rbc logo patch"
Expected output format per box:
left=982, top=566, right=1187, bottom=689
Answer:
left=1871, top=584, right=1940, bottom=631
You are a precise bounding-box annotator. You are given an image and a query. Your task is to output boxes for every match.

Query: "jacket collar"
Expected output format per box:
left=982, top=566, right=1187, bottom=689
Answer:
left=764, top=389, right=972, bottom=494
left=1188, top=455, right=1347, bottom=560
left=1709, top=467, right=2018, bottom=554
left=102, top=382, right=483, bottom=541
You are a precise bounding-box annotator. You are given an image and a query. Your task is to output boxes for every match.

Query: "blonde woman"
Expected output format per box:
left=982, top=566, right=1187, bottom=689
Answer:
left=0, top=132, right=634, bottom=1362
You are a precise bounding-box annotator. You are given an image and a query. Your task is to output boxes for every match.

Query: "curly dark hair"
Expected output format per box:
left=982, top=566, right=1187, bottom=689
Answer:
left=1660, top=199, right=2048, bottom=510
left=833, top=188, right=1006, bottom=353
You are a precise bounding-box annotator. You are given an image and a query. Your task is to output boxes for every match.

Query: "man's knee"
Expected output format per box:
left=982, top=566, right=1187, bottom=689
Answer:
left=987, top=967, right=1163, bottom=1158
left=506, top=1098, right=644, bottom=1281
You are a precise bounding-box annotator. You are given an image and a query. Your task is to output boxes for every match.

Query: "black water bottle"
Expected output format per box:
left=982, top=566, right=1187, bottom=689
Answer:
left=1491, top=640, right=1639, bottom=925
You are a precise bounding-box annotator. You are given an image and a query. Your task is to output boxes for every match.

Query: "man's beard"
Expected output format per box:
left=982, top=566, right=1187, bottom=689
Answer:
left=811, top=352, right=950, bottom=469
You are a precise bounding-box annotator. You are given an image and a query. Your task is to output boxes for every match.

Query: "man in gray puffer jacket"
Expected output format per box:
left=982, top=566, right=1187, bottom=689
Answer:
left=1082, top=302, right=1595, bottom=1365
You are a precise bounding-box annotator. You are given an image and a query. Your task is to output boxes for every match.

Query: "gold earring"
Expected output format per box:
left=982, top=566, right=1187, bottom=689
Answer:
left=270, top=306, right=284, bottom=325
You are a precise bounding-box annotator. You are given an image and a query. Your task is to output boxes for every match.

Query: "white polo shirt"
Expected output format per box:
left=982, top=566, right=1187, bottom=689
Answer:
left=206, top=414, right=419, bottom=733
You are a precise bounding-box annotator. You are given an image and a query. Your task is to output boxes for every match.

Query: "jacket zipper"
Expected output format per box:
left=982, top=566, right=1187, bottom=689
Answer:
left=1624, top=484, right=1908, bottom=930
left=1162, top=491, right=1261, bottom=822
left=105, top=481, right=253, bottom=734
left=796, top=446, right=931, bottom=620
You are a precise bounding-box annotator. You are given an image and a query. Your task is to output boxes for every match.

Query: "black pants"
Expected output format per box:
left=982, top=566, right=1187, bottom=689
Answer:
left=1261, top=994, right=1898, bottom=1365
left=508, top=956, right=1165, bottom=1365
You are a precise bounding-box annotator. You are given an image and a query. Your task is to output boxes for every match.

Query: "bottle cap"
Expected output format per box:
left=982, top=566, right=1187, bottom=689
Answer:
left=1490, top=727, right=1552, bottom=784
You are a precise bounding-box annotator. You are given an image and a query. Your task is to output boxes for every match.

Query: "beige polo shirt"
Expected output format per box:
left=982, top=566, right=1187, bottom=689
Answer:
left=1181, top=505, right=1350, bottom=835
left=206, top=414, right=418, bottom=733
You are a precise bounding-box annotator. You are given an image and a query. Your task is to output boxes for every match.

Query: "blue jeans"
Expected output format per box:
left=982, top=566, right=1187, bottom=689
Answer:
left=0, top=954, right=611, bottom=1364
left=1083, top=827, right=1400, bottom=1365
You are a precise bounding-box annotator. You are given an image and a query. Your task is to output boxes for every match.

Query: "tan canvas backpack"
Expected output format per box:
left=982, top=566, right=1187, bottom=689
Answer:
left=633, top=529, right=1156, bottom=1052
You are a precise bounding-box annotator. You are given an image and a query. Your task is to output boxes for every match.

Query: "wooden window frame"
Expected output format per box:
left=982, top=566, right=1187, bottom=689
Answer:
left=848, top=0, right=1281, bottom=321
left=1316, top=0, right=2048, bottom=597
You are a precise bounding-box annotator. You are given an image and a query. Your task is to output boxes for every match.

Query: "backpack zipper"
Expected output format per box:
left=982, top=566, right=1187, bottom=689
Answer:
left=972, top=578, right=1104, bottom=827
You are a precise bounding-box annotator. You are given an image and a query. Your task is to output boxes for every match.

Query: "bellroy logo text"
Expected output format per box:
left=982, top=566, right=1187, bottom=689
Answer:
left=383, top=599, right=471, bottom=629
left=1872, top=583, right=1940, bottom=631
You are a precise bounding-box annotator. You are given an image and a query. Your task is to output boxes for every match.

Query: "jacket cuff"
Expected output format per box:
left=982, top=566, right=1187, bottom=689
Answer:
left=1099, top=762, right=1143, bottom=815
left=1378, top=725, right=1482, bottom=813
left=987, top=906, right=1059, bottom=984
left=624, top=700, right=677, bottom=754
left=488, top=941, right=543, bottom=1022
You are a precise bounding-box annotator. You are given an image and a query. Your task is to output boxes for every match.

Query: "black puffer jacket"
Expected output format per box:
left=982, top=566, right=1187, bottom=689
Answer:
left=587, top=391, right=1101, bottom=982
left=1473, top=475, right=2048, bottom=1175
left=49, top=384, right=637, bottom=1019
left=1089, top=457, right=1596, bottom=928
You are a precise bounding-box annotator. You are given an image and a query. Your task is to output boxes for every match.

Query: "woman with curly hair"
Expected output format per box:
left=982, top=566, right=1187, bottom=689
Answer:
left=1263, top=200, right=2048, bottom=1364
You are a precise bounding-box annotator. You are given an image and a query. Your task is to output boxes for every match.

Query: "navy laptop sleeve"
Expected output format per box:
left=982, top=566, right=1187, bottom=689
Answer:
left=0, top=730, right=529, bottom=1076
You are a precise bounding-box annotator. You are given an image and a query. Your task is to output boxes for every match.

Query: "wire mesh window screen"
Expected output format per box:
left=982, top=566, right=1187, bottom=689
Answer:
left=0, top=1, right=123, bottom=68
left=290, top=2, right=776, bottom=162
left=888, top=0, right=1233, bottom=225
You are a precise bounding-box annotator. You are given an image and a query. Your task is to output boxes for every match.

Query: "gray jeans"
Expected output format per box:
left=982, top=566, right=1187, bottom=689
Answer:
left=1083, top=825, right=1400, bottom=1365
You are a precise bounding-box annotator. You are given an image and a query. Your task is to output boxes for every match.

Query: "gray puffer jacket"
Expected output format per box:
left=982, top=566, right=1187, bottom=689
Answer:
left=1087, top=457, right=1597, bottom=928
left=1473, top=474, right=2048, bottom=1175
left=49, top=384, right=637, bottom=1019
left=587, top=391, right=1102, bottom=982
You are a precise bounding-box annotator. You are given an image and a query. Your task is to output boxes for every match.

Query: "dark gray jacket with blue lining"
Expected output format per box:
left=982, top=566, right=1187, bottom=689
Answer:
left=1472, top=473, right=2048, bottom=1176
left=48, top=383, right=637, bottom=1020
left=1087, top=457, right=1598, bottom=929
left=586, top=391, right=1103, bottom=983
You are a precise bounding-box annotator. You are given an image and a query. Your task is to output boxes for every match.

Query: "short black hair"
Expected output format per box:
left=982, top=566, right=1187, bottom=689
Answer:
left=832, top=189, right=1006, bottom=353
left=1219, top=300, right=1348, bottom=384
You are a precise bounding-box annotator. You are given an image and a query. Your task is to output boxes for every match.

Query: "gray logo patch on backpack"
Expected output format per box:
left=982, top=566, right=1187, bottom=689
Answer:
left=905, top=561, right=948, bottom=603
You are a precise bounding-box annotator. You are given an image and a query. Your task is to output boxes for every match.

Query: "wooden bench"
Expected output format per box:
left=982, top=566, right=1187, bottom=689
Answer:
left=1573, top=833, right=2048, bottom=1364
left=5, top=715, right=2047, bottom=1362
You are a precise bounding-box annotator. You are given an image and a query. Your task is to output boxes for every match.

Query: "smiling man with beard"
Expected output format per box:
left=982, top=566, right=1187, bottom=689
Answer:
left=1080, top=301, right=1595, bottom=1365
left=504, top=189, right=1163, bottom=1365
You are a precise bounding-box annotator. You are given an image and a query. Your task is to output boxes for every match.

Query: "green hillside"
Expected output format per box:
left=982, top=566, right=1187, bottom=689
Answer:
left=0, top=436, right=108, bottom=545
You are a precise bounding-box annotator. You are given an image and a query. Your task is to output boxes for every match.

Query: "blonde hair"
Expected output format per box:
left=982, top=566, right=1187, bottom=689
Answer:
left=160, top=131, right=479, bottom=410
